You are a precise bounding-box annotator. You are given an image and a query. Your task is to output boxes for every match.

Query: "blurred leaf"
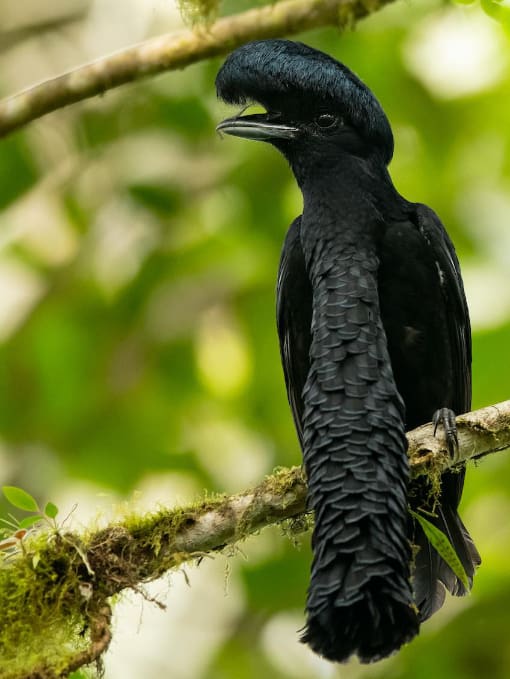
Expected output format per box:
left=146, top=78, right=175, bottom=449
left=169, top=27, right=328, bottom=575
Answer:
left=2, top=486, right=39, bottom=513
left=0, top=135, right=38, bottom=209
left=127, top=183, right=182, bottom=216
left=481, top=0, right=510, bottom=27
left=19, top=515, right=43, bottom=529
left=411, top=510, right=470, bottom=591
left=44, top=502, right=59, bottom=519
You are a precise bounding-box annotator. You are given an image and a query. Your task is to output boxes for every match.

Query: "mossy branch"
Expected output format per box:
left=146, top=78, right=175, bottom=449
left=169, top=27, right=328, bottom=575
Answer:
left=1, top=399, right=509, bottom=678
left=0, top=0, right=396, bottom=140
left=408, top=400, right=510, bottom=473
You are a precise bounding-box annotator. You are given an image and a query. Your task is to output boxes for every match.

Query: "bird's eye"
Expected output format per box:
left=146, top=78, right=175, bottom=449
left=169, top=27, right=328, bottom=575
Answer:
left=316, top=113, right=337, bottom=129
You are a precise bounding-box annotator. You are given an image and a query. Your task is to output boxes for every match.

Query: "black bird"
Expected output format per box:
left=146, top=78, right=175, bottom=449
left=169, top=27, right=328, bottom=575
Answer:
left=215, top=40, right=480, bottom=663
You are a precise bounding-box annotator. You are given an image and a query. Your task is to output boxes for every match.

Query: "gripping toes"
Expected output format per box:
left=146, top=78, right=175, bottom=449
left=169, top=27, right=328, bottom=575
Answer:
left=432, top=407, right=459, bottom=462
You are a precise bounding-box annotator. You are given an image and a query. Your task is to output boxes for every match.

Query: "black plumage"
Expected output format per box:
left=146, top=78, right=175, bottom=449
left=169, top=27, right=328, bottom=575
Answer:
left=215, top=39, right=480, bottom=663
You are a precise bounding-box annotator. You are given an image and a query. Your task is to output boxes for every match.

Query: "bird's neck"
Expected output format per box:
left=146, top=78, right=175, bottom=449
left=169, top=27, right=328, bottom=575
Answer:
left=294, top=152, right=400, bottom=227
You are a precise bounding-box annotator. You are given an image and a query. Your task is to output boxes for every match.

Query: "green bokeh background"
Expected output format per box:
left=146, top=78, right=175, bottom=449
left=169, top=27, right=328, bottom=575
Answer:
left=1, top=1, right=510, bottom=677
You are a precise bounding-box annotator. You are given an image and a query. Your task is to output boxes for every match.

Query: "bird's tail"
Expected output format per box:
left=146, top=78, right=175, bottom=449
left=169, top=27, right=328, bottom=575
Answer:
left=412, top=471, right=481, bottom=621
left=300, top=248, right=419, bottom=663
left=300, top=402, right=419, bottom=663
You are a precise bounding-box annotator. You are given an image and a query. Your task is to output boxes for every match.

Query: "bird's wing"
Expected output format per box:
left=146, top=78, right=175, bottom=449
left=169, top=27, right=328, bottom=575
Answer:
left=412, top=203, right=479, bottom=619
left=413, top=203, right=471, bottom=415
left=276, top=217, right=313, bottom=447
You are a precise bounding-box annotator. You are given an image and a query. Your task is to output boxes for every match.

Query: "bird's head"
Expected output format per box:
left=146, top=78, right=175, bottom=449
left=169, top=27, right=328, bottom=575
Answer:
left=216, top=40, right=394, bottom=174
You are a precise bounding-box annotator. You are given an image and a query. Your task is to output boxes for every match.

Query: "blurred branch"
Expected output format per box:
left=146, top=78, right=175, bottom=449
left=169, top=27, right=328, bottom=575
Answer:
left=0, top=9, right=87, bottom=54
left=0, top=0, right=395, bottom=139
left=2, top=399, right=509, bottom=678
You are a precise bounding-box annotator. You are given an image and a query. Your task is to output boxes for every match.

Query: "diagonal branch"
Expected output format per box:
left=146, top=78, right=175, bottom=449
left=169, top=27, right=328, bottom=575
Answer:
left=0, top=0, right=395, bottom=139
left=1, top=399, right=509, bottom=678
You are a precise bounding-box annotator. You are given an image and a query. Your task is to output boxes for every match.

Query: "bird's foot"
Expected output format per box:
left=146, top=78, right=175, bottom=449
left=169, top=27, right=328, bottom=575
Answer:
left=432, top=408, right=459, bottom=462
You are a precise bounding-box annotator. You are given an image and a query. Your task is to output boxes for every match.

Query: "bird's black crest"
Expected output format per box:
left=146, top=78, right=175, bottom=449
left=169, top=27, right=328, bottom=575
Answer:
left=216, top=39, right=394, bottom=163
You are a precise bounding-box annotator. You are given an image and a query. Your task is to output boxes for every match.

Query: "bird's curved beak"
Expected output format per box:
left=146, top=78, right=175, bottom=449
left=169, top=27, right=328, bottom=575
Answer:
left=216, top=113, right=299, bottom=141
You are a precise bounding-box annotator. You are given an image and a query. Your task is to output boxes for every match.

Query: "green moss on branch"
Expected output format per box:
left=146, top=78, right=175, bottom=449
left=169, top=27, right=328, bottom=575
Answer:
left=1, top=400, right=509, bottom=677
left=0, top=467, right=306, bottom=678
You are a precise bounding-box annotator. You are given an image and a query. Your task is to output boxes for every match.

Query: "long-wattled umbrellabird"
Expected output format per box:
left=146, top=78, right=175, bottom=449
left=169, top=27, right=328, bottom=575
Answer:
left=215, top=40, right=480, bottom=664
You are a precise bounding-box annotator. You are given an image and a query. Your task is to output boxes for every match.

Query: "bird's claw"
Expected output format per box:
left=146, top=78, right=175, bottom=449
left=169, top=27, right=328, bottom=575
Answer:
left=432, top=408, right=459, bottom=462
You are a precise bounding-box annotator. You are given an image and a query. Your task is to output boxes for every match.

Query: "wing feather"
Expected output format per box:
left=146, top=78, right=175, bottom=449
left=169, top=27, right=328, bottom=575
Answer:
left=276, top=217, right=313, bottom=447
left=414, top=203, right=471, bottom=414
left=412, top=203, right=480, bottom=619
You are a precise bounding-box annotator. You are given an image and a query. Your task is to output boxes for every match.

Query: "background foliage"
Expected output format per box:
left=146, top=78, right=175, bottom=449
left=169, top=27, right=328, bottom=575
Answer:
left=1, top=0, right=510, bottom=677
